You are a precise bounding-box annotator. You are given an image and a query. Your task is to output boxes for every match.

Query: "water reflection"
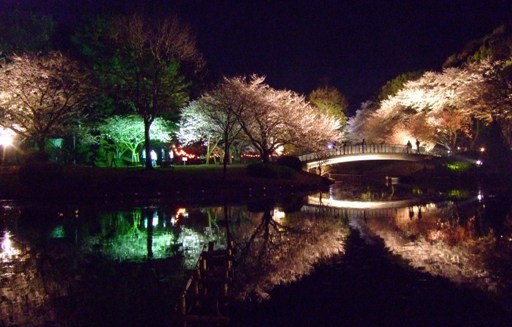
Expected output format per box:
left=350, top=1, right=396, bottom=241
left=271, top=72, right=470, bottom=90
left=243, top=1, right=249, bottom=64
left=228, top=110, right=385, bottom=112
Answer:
left=307, top=185, right=512, bottom=306
left=2, top=200, right=350, bottom=325
left=231, top=206, right=349, bottom=301
left=1, top=187, right=511, bottom=325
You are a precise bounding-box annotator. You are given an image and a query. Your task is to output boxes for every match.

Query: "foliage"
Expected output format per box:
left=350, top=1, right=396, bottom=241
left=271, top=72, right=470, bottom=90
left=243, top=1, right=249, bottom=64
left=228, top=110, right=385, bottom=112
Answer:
left=275, top=155, right=303, bottom=171
left=74, top=14, right=204, bottom=169
left=444, top=24, right=512, bottom=68
left=348, top=58, right=512, bottom=150
left=376, top=71, right=423, bottom=102
left=444, top=161, right=473, bottom=173
left=95, top=115, right=174, bottom=163
left=178, top=75, right=341, bottom=170
left=0, top=10, right=55, bottom=56
left=233, top=75, right=341, bottom=162
left=0, top=52, right=93, bottom=156
left=308, top=86, right=348, bottom=126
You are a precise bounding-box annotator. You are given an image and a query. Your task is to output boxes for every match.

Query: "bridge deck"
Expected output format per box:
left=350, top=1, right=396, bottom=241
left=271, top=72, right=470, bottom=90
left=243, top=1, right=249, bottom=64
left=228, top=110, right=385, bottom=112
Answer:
left=299, top=144, right=438, bottom=170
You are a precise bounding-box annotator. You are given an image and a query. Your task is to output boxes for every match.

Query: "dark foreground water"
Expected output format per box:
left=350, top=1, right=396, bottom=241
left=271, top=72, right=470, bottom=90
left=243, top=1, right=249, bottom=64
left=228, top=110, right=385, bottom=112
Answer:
left=229, top=228, right=511, bottom=326
left=1, top=183, right=512, bottom=326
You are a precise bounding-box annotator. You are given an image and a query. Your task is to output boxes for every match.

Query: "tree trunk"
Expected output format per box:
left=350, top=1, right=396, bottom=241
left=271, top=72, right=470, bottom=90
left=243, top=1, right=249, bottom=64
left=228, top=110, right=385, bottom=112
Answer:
left=261, top=150, right=270, bottom=163
left=223, top=140, right=230, bottom=180
left=144, top=118, right=153, bottom=170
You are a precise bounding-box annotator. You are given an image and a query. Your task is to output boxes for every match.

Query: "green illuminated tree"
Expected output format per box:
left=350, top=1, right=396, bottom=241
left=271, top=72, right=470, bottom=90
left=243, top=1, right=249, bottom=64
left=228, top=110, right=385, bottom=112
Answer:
left=0, top=52, right=93, bottom=158
left=95, top=115, right=173, bottom=164
left=308, top=86, right=348, bottom=126
left=75, top=14, right=204, bottom=169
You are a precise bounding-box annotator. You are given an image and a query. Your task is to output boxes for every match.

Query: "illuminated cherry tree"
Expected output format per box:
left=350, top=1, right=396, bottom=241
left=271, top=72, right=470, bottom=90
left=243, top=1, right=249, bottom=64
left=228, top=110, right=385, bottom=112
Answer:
left=234, top=75, right=341, bottom=162
left=179, top=75, right=342, bottom=164
left=0, top=52, right=92, bottom=156
left=348, top=59, right=507, bottom=150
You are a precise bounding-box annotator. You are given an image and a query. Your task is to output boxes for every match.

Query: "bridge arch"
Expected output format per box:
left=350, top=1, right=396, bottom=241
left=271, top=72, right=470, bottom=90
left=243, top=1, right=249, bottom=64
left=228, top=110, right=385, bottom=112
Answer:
left=298, top=144, right=438, bottom=170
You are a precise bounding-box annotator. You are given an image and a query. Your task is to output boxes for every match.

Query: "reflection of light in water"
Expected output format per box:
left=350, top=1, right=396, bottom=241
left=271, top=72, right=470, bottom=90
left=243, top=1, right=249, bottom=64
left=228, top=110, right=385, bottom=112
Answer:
left=152, top=212, right=158, bottom=227
left=352, top=204, right=500, bottom=293
left=83, top=232, right=175, bottom=261
left=172, top=208, right=189, bottom=226
left=179, top=227, right=215, bottom=269
left=307, top=195, right=416, bottom=209
left=273, top=209, right=285, bottom=220
left=51, top=225, right=66, bottom=239
left=1, top=231, right=20, bottom=261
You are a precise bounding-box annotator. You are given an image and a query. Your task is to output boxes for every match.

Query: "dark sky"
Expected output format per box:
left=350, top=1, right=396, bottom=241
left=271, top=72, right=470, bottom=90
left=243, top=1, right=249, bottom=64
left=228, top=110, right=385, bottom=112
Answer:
left=4, top=0, right=512, bottom=112
left=170, top=0, right=512, bottom=111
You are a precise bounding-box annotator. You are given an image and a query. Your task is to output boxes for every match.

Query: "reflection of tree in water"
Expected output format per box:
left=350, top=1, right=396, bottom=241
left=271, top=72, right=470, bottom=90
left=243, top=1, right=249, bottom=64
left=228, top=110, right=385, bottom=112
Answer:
left=231, top=208, right=349, bottom=301
left=360, top=201, right=512, bottom=299
left=81, top=209, right=175, bottom=261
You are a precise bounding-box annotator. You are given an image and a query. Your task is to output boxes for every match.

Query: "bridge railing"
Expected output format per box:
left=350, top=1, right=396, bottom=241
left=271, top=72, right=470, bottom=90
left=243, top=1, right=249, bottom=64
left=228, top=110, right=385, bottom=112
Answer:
left=298, top=143, right=430, bottom=162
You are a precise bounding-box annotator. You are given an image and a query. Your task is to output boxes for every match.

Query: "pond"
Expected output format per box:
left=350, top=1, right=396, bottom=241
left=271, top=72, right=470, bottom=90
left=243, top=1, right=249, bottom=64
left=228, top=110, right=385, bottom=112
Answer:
left=1, top=182, right=511, bottom=326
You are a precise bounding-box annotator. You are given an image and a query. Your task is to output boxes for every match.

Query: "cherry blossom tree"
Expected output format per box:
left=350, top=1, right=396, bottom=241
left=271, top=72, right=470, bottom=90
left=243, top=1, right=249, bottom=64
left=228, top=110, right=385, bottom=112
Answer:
left=0, top=52, right=93, bottom=157
left=178, top=75, right=342, bottom=165
left=349, top=59, right=506, bottom=150
left=235, top=76, right=341, bottom=162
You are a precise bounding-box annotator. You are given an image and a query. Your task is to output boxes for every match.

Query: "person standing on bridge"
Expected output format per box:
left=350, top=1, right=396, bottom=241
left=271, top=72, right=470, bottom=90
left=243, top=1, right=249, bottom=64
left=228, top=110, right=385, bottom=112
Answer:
left=416, top=139, right=420, bottom=153
left=406, top=140, right=412, bottom=153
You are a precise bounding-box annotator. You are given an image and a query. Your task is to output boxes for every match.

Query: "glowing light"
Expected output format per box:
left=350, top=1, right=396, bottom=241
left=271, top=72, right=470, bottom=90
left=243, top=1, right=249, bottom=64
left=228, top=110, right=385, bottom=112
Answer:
left=0, top=127, right=14, bottom=147
left=152, top=212, right=159, bottom=227
left=1, top=231, right=20, bottom=261
left=476, top=160, right=483, bottom=166
left=51, top=225, right=66, bottom=238
left=172, top=144, right=197, bottom=159
left=307, top=195, right=420, bottom=209
left=173, top=208, right=189, bottom=225
left=273, top=208, right=285, bottom=220
left=477, top=190, right=483, bottom=202
left=480, top=147, right=485, bottom=153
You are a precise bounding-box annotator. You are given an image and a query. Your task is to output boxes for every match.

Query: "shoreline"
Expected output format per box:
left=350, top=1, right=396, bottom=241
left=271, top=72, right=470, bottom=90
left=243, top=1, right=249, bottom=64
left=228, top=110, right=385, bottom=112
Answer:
left=0, top=164, right=332, bottom=202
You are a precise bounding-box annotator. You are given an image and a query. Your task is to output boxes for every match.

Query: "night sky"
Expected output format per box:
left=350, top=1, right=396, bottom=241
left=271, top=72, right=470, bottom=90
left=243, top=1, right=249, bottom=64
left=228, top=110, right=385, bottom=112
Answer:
left=3, top=0, right=512, bottom=112
left=170, top=0, right=512, bottom=112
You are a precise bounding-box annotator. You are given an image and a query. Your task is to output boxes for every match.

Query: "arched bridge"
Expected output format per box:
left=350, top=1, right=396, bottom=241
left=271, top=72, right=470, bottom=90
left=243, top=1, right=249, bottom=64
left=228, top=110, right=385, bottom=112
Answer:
left=298, top=143, right=440, bottom=170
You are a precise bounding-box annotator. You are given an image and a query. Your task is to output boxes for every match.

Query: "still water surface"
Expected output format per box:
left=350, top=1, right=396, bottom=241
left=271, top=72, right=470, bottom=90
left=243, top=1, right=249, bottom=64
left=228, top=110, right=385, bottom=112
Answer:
left=1, top=183, right=511, bottom=326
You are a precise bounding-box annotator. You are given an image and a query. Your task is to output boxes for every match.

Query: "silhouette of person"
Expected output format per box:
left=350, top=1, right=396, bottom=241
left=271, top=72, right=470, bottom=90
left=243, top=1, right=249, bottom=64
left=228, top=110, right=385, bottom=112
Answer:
left=416, top=139, right=420, bottom=153
left=406, top=140, right=412, bottom=153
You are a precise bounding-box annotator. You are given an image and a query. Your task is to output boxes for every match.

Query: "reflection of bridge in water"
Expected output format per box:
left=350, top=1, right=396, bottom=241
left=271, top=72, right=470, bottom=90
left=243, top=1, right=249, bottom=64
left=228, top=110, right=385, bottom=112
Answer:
left=298, top=143, right=440, bottom=170
left=303, top=195, right=426, bottom=219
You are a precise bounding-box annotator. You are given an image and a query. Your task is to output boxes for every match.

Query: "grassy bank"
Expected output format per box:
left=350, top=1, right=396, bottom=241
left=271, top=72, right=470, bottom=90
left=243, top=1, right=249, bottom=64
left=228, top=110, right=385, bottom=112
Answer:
left=0, top=164, right=331, bottom=201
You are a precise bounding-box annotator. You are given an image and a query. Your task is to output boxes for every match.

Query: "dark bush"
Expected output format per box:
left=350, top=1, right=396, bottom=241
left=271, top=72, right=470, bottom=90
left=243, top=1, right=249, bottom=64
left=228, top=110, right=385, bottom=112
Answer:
left=275, top=155, right=303, bottom=171
left=246, top=163, right=295, bottom=179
